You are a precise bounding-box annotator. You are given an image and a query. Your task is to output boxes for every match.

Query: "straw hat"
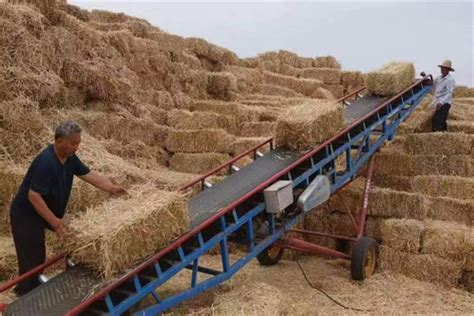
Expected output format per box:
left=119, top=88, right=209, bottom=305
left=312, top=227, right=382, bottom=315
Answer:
left=438, top=60, right=455, bottom=72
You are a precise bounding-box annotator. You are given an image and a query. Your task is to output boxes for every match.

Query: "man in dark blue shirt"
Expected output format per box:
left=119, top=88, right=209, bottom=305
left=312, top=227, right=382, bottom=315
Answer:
left=10, top=120, right=127, bottom=295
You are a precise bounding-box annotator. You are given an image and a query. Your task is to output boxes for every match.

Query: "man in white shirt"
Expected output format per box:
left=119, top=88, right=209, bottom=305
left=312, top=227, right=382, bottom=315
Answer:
left=431, top=60, right=455, bottom=132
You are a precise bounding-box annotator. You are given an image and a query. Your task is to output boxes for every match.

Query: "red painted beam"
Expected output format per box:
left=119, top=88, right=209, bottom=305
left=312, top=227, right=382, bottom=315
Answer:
left=283, top=238, right=351, bottom=259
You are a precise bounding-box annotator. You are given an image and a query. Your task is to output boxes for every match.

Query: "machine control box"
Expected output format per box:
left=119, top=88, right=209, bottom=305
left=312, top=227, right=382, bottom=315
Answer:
left=264, top=180, right=294, bottom=213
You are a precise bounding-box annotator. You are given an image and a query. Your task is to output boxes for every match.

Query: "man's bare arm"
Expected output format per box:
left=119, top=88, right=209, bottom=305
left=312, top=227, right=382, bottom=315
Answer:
left=28, top=190, right=66, bottom=236
left=79, top=171, right=127, bottom=196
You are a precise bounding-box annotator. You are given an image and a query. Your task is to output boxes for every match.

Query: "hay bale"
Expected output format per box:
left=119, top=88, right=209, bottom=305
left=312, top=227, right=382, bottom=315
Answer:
left=398, top=109, right=433, bottom=134
left=230, top=137, right=269, bottom=156
left=422, top=221, right=474, bottom=269
left=258, top=84, right=304, bottom=98
left=189, top=100, right=252, bottom=119
left=379, top=246, right=462, bottom=287
left=448, top=120, right=474, bottom=134
left=224, top=66, right=264, bottom=93
left=340, top=71, right=364, bottom=87
left=167, top=109, right=238, bottom=134
left=0, top=97, right=52, bottom=163
left=312, top=56, right=341, bottom=69
left=381, top=219, right=423, bottom=253
left=425, top=196, right=473, bottom=226
left=0, top=236, right=17, bottom=280
left=327, top=212, right=383, bottom=241
left=366, top=62, right=415, bottom=96
left=262, top=71, right=322, bottom=97
left=367, top=187, right=427, bottom=220
left=102, top=139, right=170, bottom=168
left=450, top=103, right=474, bottom=122
left=311, top=87, right=335, bottom=99
left=165, top=129, right=234, bottom=153
left=404, top=133, right=473, bottom=155
left=55, top=186, right=188, bottom=279
left=239, top=122, right=276, bottom=138
left=453, top=86, right=474, bottom=98
left=299, top=68, right=341, bottom=84
left=170, top=153, right=230, bottom=174
left=321, top=84, right=344, bottom=98
left=275, top=100, right=345, bottom=151
left=207, top=72, right=238, bottom=101
left=373, top=175, right=412, bottom=192
left=0, top=163, right=26, bottom=233
left=412, top=175, right=474, bottom=200
left=211, top=282, right=284, bottom=315
left=185, top=37, right=238, bottom=65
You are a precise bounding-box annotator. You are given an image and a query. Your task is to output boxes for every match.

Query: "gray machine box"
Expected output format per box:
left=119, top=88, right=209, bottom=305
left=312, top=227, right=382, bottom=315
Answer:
left=263, top=180, right=294, bottom=213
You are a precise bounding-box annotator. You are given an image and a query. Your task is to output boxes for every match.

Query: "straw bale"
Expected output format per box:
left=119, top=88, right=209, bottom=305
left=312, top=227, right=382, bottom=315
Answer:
left=381, top=219, right=423, bottom=253
left=366, top=187, right=427, bottom=220
left=239, top=122, right=276, bottom=138
left=102, top=139, right=169, bottom=168
left=257, top=60, right=281, bottom=73
left=55, top=186, right=188, bottom=279
left=167, top=109, right=238, bottom=134
left=311, top=87, right=335, bottom=99
left=312, top=56, right=341, bottom=69
left=67, top=179, right=110, bottom=215
left=170, top=153, right=230, bottom=174
left=453, top=86, right=474, bottom=98
left=299, top=68, right=341, bottom=84
left=0, top=236, right=17, bottom=280
left=379, top=246, right=462, bottom=287
left=422, top=221, right=474, bottom=269
left=425, top=196, right=473, bottom=226
left=373, top=175, right=412, bottom=192
left=454, top=97, right=474, bottom=107
left=398, top=108, right=432, bottom=134
left=185, top=37, right=238, bottom=65
left=448, top=120, right=474, bottom=134
left=230, top=137, right=269, bottom=156
left=0, top=97, right=52, bottom=163
left=224, top=65, right=263, bottom=93
left=189, top=100, right=254, bottom=122
left=412, top=175, right=474, bottom=200
left=278, top=63, right=302, bottom=76
left=262, top=71, right=322, bottom=97
left=327, top=212, right=383, bottom=241
left=207, top=72, right=238, bottom=101
left=274, top=100, right=345, bottom=151
left=258, top=84, right=304, bottom=98
left=61, top=59, right=132, bottom=102
left=165, top=129, right=234, bottom=153
left=0, top=163, right=25, bottom=233
left=366, top=62, right=415, bottom=96
left=302, top=208, right=336, bottom=248
left=321, top=84, right=344, bottom=98
left=450, top=103, right=474, bottom=121
left=376, top=151, right=473, bottom=177
left=404, top=133, right=473, bottom=155
left=340, top=71, right=364, bottom=87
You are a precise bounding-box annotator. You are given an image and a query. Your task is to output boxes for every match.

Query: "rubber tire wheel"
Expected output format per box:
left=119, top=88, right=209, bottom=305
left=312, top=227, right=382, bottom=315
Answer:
left=257, top=245, right=284, bottom=266
left=351, top=237, right=378, bottom=281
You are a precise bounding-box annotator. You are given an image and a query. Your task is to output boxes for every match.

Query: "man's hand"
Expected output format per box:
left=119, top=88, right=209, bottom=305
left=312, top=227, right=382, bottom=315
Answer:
left=109, top=184, right=128, bottom=196
left=51, top=217, right=67, bottom=238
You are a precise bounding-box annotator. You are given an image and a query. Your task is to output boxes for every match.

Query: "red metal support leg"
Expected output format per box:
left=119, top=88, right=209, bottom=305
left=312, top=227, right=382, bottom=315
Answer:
left=357, top=157, right=376, bottom=239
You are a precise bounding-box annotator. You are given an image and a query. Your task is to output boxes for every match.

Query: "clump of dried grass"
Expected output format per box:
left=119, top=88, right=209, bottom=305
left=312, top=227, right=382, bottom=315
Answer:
left=211, top=281, right=284, bottom=316
left=366, top=62, right=415, bottom=96
left=381, top=219, right=423, bottom=253
left=54, top=186, right=188, bottom=279
left=275, top=100, right=345, bottom=151
left=0, top=235, right=17, bottom=280
left=0, top=162, right=25, bottom=232
left=170, top=152, right=230, bottom=174
left=311, top=87, right=335, bottom=99
left=165, top=129, right=235, bottom=153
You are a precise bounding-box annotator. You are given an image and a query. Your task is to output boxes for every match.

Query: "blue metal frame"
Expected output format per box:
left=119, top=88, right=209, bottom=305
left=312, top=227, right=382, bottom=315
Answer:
left=73, top=80, right=432, bottom=315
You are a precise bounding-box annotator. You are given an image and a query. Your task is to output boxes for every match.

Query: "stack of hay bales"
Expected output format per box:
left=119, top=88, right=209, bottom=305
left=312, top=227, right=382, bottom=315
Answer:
left=366, top=62, right=415, bottom=96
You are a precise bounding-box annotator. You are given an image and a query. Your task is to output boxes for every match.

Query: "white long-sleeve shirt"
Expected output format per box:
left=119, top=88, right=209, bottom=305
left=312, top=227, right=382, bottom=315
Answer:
left=432, top=73, right=455, bottom=107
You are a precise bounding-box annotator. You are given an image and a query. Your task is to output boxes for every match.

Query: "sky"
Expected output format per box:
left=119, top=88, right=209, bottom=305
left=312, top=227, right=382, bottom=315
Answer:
left=70, top=1, right=473, bottom=86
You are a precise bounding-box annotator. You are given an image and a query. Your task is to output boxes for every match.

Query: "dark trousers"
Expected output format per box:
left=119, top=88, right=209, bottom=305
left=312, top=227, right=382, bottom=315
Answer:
left=10, top=213, right=46, bottom=296
left=432, top=103, right=451, bottom=132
